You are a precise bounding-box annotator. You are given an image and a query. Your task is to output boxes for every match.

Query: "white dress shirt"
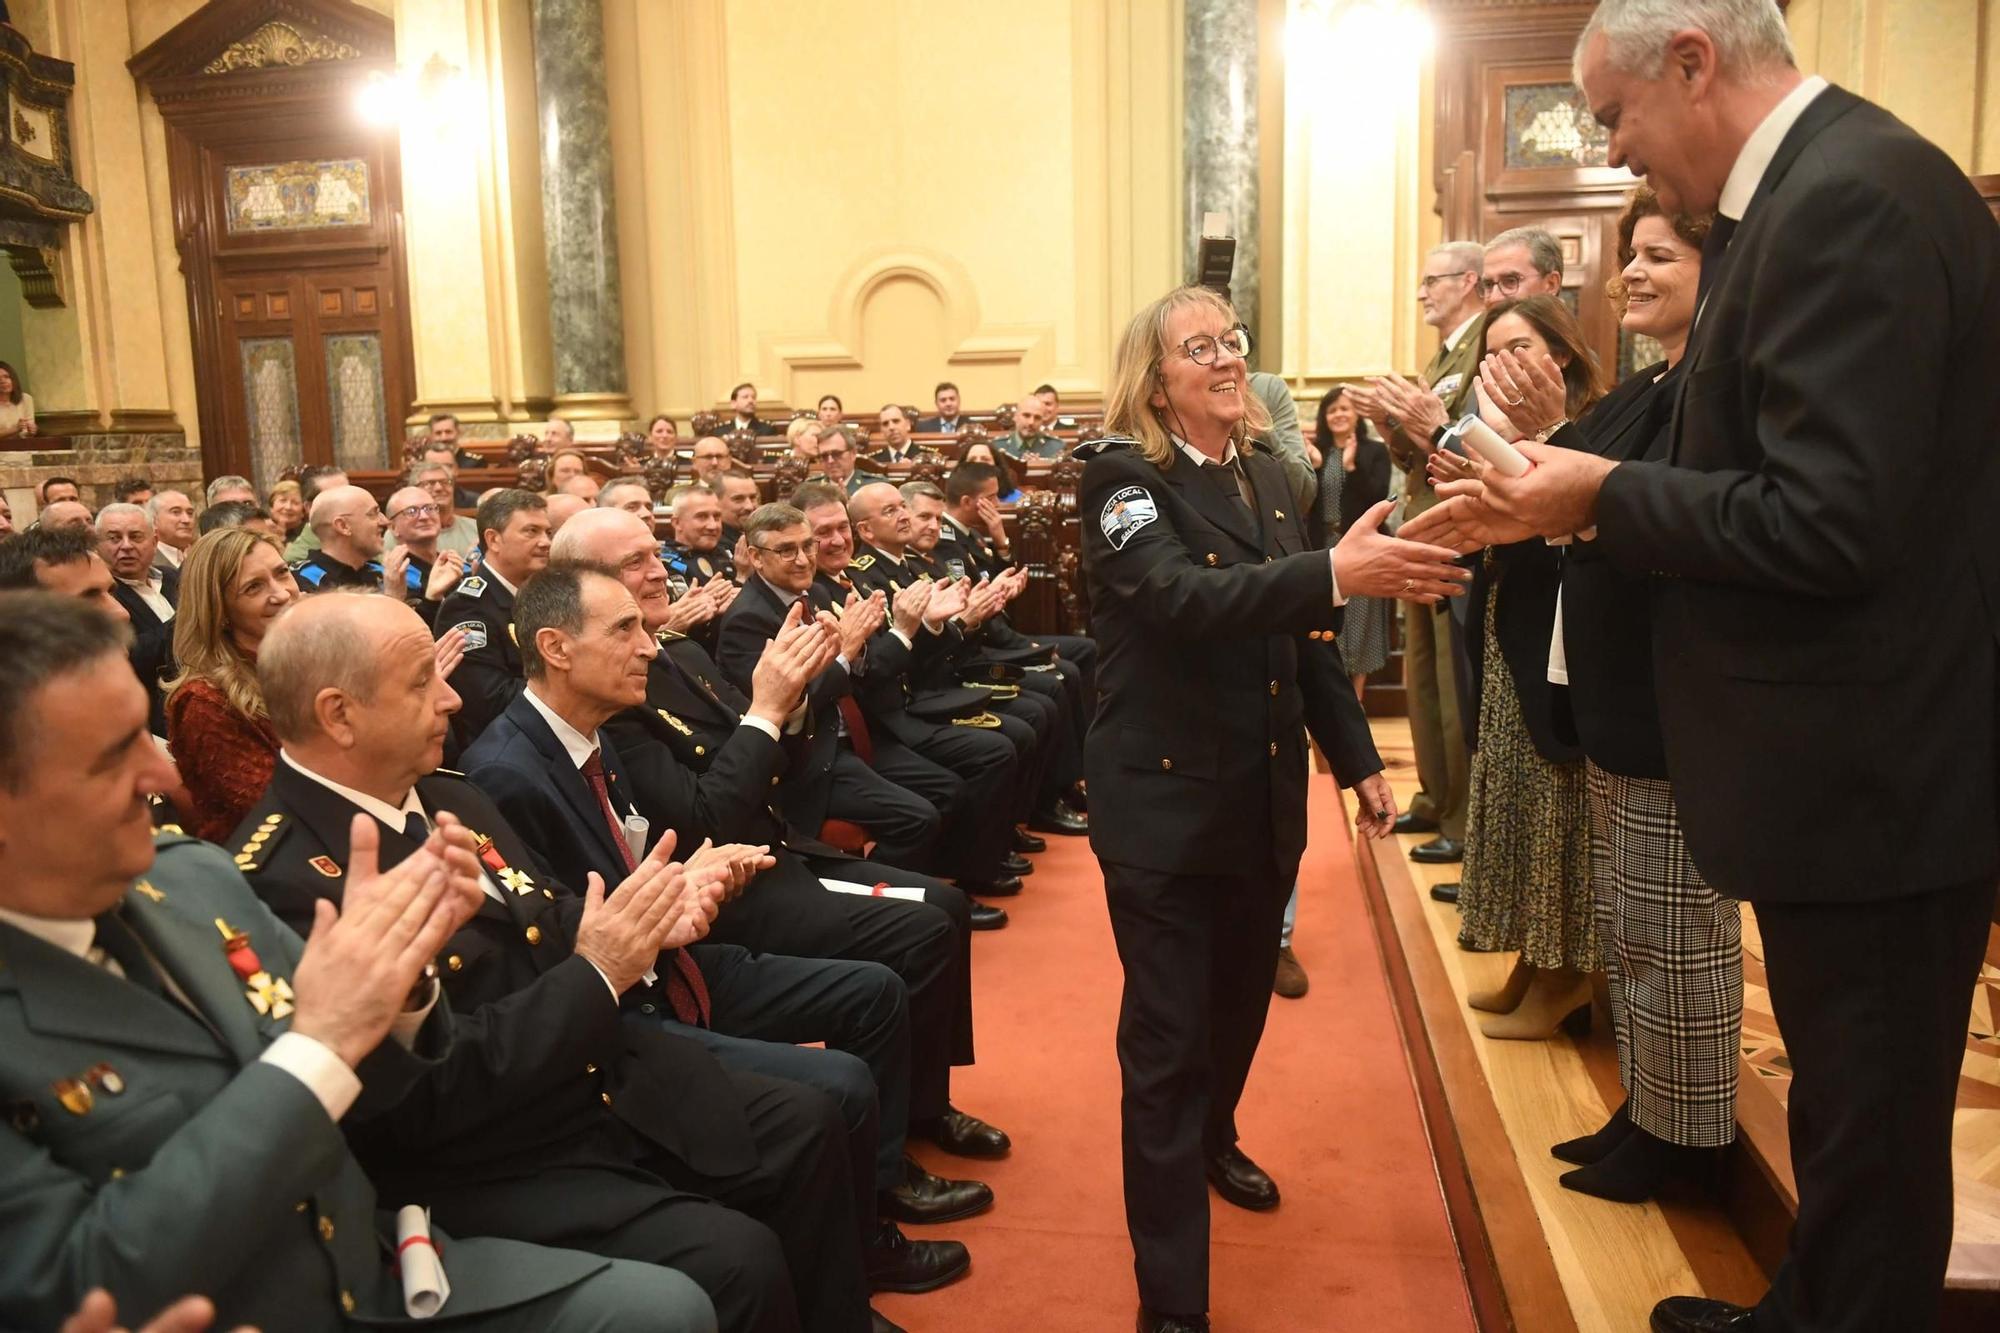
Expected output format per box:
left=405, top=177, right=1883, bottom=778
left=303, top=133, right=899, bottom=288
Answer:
left=154, top=543, right=185, bottom=571
left=1173, top=435, right=1346, bottom=606
left=119, top=569, right=175, bottom=623
left=1718, top=75, right=1830, bottom=222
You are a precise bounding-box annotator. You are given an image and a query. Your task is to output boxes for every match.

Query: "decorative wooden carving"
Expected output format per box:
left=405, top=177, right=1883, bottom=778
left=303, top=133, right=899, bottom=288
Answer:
left=613, top=432, right=650, bottom=469
left=505, top=433, right=542, bottom=464
left=515, top=456, right=548, bottom=493
left=0, top=26, right=93, bottom=308
left=3, top=243, right=62, bottom=307
left=992, top=403, right=1017, bottom=432
left=641, top=456, right=678, bottom=500
left=203, top=20, right=361, bottom=74
left=907, top=459, right=946, bottom=488
left=689, top=410, right=723, bottom=438
left=771, top=457, right=809, bottom=500
left=724, top=429, right=760, bottom=466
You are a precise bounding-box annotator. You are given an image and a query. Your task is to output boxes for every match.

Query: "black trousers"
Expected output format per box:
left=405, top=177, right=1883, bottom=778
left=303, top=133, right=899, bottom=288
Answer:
left=884, top=724, right=1017, bottom=881
left=823, top=746, right=942, bottom=871
left=1752, top=876, right=1995, bottom=1333
left=1101, top=856, right=1292, bottom=1317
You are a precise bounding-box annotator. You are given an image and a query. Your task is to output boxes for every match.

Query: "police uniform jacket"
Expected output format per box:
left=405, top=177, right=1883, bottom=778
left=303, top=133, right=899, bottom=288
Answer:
left=0, top=833, right=603, bottom=1331
left=432, top=572, right=524, bottom=749
left=660, top=540, right=735, bottom=593
left=850, top=543, right=1053, bottom=698
left=293, top=549, right=383, bottom=593
left=234, top=767, right=761, bottom=1213
left=1077, top=436, right=1382, bottom=876
left=807, top=569, right=994, bottom=743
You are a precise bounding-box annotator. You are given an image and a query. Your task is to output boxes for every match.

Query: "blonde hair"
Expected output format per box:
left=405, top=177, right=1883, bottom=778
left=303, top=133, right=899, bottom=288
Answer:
left=786, top=417, right=822, bottom=447
left=1102, top=285, right=1271, bottom=469
left=165, top=528, right=286, bottom=720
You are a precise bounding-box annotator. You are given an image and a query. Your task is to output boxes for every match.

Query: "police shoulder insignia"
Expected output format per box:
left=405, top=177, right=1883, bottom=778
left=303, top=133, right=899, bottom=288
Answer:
left=656, top=628, right=687, bottom=643
left=849, top=554, right=876, bottom=571
left=309, top=855, right=342, bottom=879
left=457, top=575, right=487, bottom=598
left=657, top=709, right=695, bottom=736
left=131, top=880, right=165, bottom=902
left=449, top=620, right=489, bottom=651
left=1099, top=485, right=1159, bottom=551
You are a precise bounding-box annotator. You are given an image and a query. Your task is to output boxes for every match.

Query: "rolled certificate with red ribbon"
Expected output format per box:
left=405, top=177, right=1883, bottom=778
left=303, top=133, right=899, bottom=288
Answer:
left=396, top=1204, right=451, bottom=1317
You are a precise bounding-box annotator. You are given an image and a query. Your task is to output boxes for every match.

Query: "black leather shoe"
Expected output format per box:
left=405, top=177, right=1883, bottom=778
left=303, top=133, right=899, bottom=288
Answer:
left=871, top=1310, right=905, bottom=1333
left=1137, top=1307, right=1210, bottom=1332
left=1392, top=811, right=1439, bottom=835
left=1011, top=828, right=1047, bottom=853
left=1649, top=1296, right=1755, bottom=1332
left=1028, top=800, right=1088, bottom=834
left=879, top=1154, right=993, bottom=1224
left=1205, top=1146, right=1280, bottom=1211
left=916, top=1107, right=1011, bottom=1159
left=1001, top=853, right=1035, bottom=877
left=968, top=902, right=1009, bottom=930
left=957, top=875, right=1022, bottom=897
left=1429, top=882, right=1460, bottom=904
left=866, top=1220, right=970, bottom=1294
left=1552, top=1100, right=1632, bottom=1166
left=1410, top=836, right=1464, bottom=864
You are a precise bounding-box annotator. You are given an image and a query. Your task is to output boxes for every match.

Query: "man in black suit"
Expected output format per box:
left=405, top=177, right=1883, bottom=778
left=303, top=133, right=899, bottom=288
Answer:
left=865, top=405, right=922, bottom=468
left=913, top=382, right=968, bottom=435
left=1413, top=5, right=2000, bottom=1329
left=433, top=488, right=552, bottom=749
left=728, top=383, right=783, bottom=438
left=95, top=503, right=178, bottom=635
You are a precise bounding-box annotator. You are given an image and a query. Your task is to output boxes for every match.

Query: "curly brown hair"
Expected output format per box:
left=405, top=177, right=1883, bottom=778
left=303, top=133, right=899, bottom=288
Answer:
left=1606, top=185, right=1712, bottom=312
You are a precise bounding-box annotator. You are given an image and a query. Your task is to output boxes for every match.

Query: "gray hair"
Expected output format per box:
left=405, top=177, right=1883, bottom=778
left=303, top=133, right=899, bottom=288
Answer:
left=144, top=491, right=191, bottom=524
left=598, top=476, right=650, bottom=506
left=205, top=475, right=256, bottom=505
left=258, top=591, right=384, bottom=742
left=94, top=502, right=150, bottom=533
left=742, top=502, right=808, bottom=543
left=1578, top=0, right=1795, bottom=83
left=900, top=480, right=946, bottom=506
left=409, top=462, right=452, bottom=486
left=670, top=484, right=718, bottom=515
left=1486, top=226, right=1564, bottom=278
left=1428, top=240, right=1485, bottom=275
left=0, top=594, right=133, bottom=789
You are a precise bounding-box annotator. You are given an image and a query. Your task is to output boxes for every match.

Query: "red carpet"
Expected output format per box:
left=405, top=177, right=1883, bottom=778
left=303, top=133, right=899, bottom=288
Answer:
left=882, top=783, right=1476, bottom=1331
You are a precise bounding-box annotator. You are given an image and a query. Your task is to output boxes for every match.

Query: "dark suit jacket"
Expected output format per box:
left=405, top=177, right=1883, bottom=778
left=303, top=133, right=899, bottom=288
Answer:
left=235, top=765, right=758, bottom=1205
left=915, top=416, right=968, bottom=434
left=110, top=565, right=177, bottom=637
left=1077, top=437, right=1381, bottom=876
left=718, top=575, right=855, bottom=795
left=432, top=571, right=524, bottom=750
left=1594, top=85, right=2000, bottom=901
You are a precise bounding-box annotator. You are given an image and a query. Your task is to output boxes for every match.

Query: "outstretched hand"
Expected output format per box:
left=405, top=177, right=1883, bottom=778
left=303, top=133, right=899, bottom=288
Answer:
left=1331, top=500, right=1472, bottom=603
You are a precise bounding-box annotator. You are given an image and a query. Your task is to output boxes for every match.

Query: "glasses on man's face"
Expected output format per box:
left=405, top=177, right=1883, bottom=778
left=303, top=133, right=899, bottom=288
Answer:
left=390, top=503, right=441, bottom=521
left=752, top=538, right=819, bottom=562
left=1419, top=271, right=1476, bottom=292
left=1479, top=271, right=1534, bottom=297
left=1178, top=326, right=1253, bottom=366
left=820, top=446, right=850, bottom=459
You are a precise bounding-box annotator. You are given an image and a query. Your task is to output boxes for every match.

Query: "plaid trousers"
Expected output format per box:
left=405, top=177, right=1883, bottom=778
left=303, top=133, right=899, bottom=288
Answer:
left=1586, top=762, right=1744, bottom=1147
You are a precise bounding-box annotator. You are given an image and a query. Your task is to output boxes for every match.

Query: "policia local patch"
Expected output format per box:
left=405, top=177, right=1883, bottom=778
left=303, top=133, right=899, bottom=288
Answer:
left=1100, top=486, right=1158, bottom=551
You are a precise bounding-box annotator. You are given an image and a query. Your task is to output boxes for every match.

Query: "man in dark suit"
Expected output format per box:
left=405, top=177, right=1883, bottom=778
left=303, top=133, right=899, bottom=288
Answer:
left=914, top=381, right=969, bottom=435
left=1415, top=6, right=2000, bottom=1328
left=240, top=591, right=941, bottom=1332
left=865, top=405, right=923, bottom=468
left=433, top=488, right=553, bottom=749
left=96, top=503, right=178, bottom=634
left=4, top=526, right=176, bottom=737
left=0, top=593, right=714, bottom=1333
left=727, top=383, right=783, bottom=438
left=464, top=566, right=1009, bottom=1201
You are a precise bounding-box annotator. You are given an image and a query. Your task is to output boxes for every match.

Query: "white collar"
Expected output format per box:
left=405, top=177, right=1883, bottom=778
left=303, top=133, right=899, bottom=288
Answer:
left=943, top=512, right=974, bottom=537
left=1718, top=75, right=1829, bottom=221
left=118, top=569, right=164, bottom=591
left=522, top=686, right=601, bottom=769
left=155, top=544, right=185, bottom=569
left=1443, top=312, right=1482, bottom=353
left=482, top=563, right=519, bottom=597
left=0, top=904, right=96, bottom=960
left=1172, top=434, right=1239, bottom=468
left=280, top=750, right=424, bottom=832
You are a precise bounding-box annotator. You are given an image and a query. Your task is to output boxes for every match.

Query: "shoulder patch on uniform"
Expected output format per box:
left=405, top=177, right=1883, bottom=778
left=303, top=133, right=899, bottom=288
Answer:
left=449, top=620, right=489, bottom=650
left=849, top=554, right=876, bottom=571
left=457, top=575, right=487, bottom=598
left=308, top=855, right=342, bottom=879
left=232, top=812, right=288, bottom=873
left=1099, top=485, right=1159, bottom=551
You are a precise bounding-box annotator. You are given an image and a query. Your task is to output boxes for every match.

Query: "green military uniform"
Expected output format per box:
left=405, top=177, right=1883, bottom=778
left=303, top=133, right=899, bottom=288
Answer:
left=993, top=430, right=1066, bottom=462
left=805, top=469, right=887, bottom=498
left=0, top=832, right=712, bottom=1333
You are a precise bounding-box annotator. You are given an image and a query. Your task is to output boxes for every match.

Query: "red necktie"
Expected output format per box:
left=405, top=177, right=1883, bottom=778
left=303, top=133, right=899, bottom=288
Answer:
left=809, top=592, right=877, bottom=764
left=581, top=748, right=710, bottom=1027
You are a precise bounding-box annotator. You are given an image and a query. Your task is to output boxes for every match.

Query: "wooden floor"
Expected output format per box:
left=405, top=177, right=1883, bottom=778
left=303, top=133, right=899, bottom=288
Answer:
left=1356, top=717, right=2000, bottom=1330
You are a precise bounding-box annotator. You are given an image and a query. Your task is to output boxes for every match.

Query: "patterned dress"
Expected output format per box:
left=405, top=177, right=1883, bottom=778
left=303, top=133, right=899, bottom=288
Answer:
left=1456, top=557, right=1598, bottom=969
left=1315, top=453, right=1392, bottom=677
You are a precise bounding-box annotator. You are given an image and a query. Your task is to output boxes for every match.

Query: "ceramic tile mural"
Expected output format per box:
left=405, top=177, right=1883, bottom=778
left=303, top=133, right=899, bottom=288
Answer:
left=239, top=337, right=302, bottom=492
left=1503, top=84, right=1610, bottom=170
left=324, top=333, right=388, bottom=473
left=226, top=158, right=371, bottom=233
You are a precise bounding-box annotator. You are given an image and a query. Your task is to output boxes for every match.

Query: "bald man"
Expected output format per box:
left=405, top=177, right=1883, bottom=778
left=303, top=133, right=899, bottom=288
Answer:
left=383, top=484, right=468, bottom=620
left=294, top=485, right=389, bottom=592
left=36, top=499, right=93, bottom=534
left=544, top=492, right=590, bottom=535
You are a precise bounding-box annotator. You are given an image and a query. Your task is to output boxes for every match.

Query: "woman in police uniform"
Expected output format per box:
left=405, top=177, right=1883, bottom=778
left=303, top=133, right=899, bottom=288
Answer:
left=1078, top=284, right=1469, bottom=1333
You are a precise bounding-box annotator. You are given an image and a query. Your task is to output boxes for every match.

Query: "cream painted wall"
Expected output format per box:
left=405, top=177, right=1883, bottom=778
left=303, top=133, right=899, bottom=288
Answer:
left=1788, top=0, right=1999, bottom=172
left=604, top=0, right=1181, bottom=420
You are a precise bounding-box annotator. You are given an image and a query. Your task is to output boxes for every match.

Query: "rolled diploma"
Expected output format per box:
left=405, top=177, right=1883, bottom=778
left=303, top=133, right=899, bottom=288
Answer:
left=1452, top=415, right=1534, bottom=478
left=397, top=1204, right=451, bottom=1317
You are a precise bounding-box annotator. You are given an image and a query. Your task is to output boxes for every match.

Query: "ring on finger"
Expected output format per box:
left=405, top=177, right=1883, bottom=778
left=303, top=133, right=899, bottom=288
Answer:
left=1503, top=392, right=1525, bottom=407
left=1402, top=578, right=1415, bottom=594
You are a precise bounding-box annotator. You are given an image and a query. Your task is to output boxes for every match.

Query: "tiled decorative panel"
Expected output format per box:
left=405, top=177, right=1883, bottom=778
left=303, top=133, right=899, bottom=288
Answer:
left=1503, top=83, right=1610, bottom=170
left=239, top=337, right=302, bottom=492
left=324, top=333, right=388, bottom=473
left=225, top=158, right=371, bottom=233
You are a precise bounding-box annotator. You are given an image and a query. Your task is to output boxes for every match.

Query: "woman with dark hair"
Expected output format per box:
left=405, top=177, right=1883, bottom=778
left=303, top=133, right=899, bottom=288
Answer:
left=1442, top=295, right=1607, bottom=1039
left=0, top=360, right=35, bottom=437
left=954, top=438, right=1020, bottom=503
left=1309, top=385, right=1393, bottom=695
left=646, top=413, right=678, bottom=456
left=816, top=393, right=844, bottom=427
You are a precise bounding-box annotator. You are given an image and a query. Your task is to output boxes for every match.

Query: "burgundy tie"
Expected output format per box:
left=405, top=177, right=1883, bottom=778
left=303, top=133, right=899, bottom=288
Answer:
left=811, top=591, right=878, bottom=764
left=581, top=748, right=711, bottom=1026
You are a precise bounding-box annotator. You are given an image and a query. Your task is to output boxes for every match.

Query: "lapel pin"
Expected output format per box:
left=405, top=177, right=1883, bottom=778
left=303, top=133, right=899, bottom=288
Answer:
left=132, top=880, right=164, bottom=902
left=54, top=1078, right=93, bottom=1116
left=87, top=1063, right=125, bottom=1096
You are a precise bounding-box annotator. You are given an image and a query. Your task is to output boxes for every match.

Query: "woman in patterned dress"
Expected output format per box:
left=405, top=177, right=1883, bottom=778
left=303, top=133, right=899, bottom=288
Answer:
left=1308, top=385, right=1394, bottom=696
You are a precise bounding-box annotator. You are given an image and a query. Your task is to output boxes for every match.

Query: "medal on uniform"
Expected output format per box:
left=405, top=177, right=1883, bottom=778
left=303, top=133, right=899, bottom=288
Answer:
left=476, top=835, right=534, bottom=894
left=217, top=917, right=294, bottom=1018
left=215, top=917, right=262, bottom=981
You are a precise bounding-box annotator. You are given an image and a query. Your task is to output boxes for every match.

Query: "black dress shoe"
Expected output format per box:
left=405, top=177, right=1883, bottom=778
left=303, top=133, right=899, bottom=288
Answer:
left=865, top=1221, right=970, bottom=1294
left=1410, top=836, right=1464, bottom=864
left=1392, top=811, right=1439, bottom=835
left=1552, top=1100, right=1633, bottom=1165
left=957, top=874, right=1022, bottom=897
left=879, top=1154, right=993, bottom=1224
left=1428, top=882, right=1460, bottom=904
left=968, top=902, right=1009, bottom=930
left=1001, top=853, right=1035, bottom=877
left=916, top=1107, right=1011, bottom=1159
left=1204, top=1146, right=1280, bottom=1211
left=1011, top=828, right=1048, bottom=853
left=1649, top=1295, right=1755, bottom=1332
left=1137, top=1306, right=1210, bottom=1332
left=871, top=1310, right=905, bottom=1333
left=1562, top=1128, right=1712, bottom=1204
left=1027, top=800, right=1089, bottom=834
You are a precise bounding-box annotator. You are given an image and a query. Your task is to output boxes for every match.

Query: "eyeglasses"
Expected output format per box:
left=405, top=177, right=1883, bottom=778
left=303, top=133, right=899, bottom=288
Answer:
left=751, top=538, right=819, bottom=562
left=390, top=503, right=441, bottom=520
left=1419, top=271, right=1477, bottom=291
left=1178, top=326, right=1252, bottom=366
left=1478, top=272, right=1536, bottom=297
left=819, top=446, right=851, bottom=458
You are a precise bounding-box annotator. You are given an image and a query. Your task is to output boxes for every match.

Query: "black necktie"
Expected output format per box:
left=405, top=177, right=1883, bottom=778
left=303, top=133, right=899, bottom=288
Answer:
left=93, top=910, right=168, bottom=1000
left=1695, top=213, right=1739, bottom=323
left=403, top=810, right=431, bottom=845
left=1216, top=457, right=1255, bottom=512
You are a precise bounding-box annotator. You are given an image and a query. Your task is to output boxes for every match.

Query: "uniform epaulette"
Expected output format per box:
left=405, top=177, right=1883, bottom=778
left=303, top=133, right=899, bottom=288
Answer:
left=150, top=827, right=200, bottom=851
left=656, top=628, right=688, bottom=643
left=456, top=575, right=487, bottom=599
left=1070, top=435, right=1134, bottom=461
left=231, top=811, right=289, bottom=874
left=849, top=554, right=876, bottom=571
